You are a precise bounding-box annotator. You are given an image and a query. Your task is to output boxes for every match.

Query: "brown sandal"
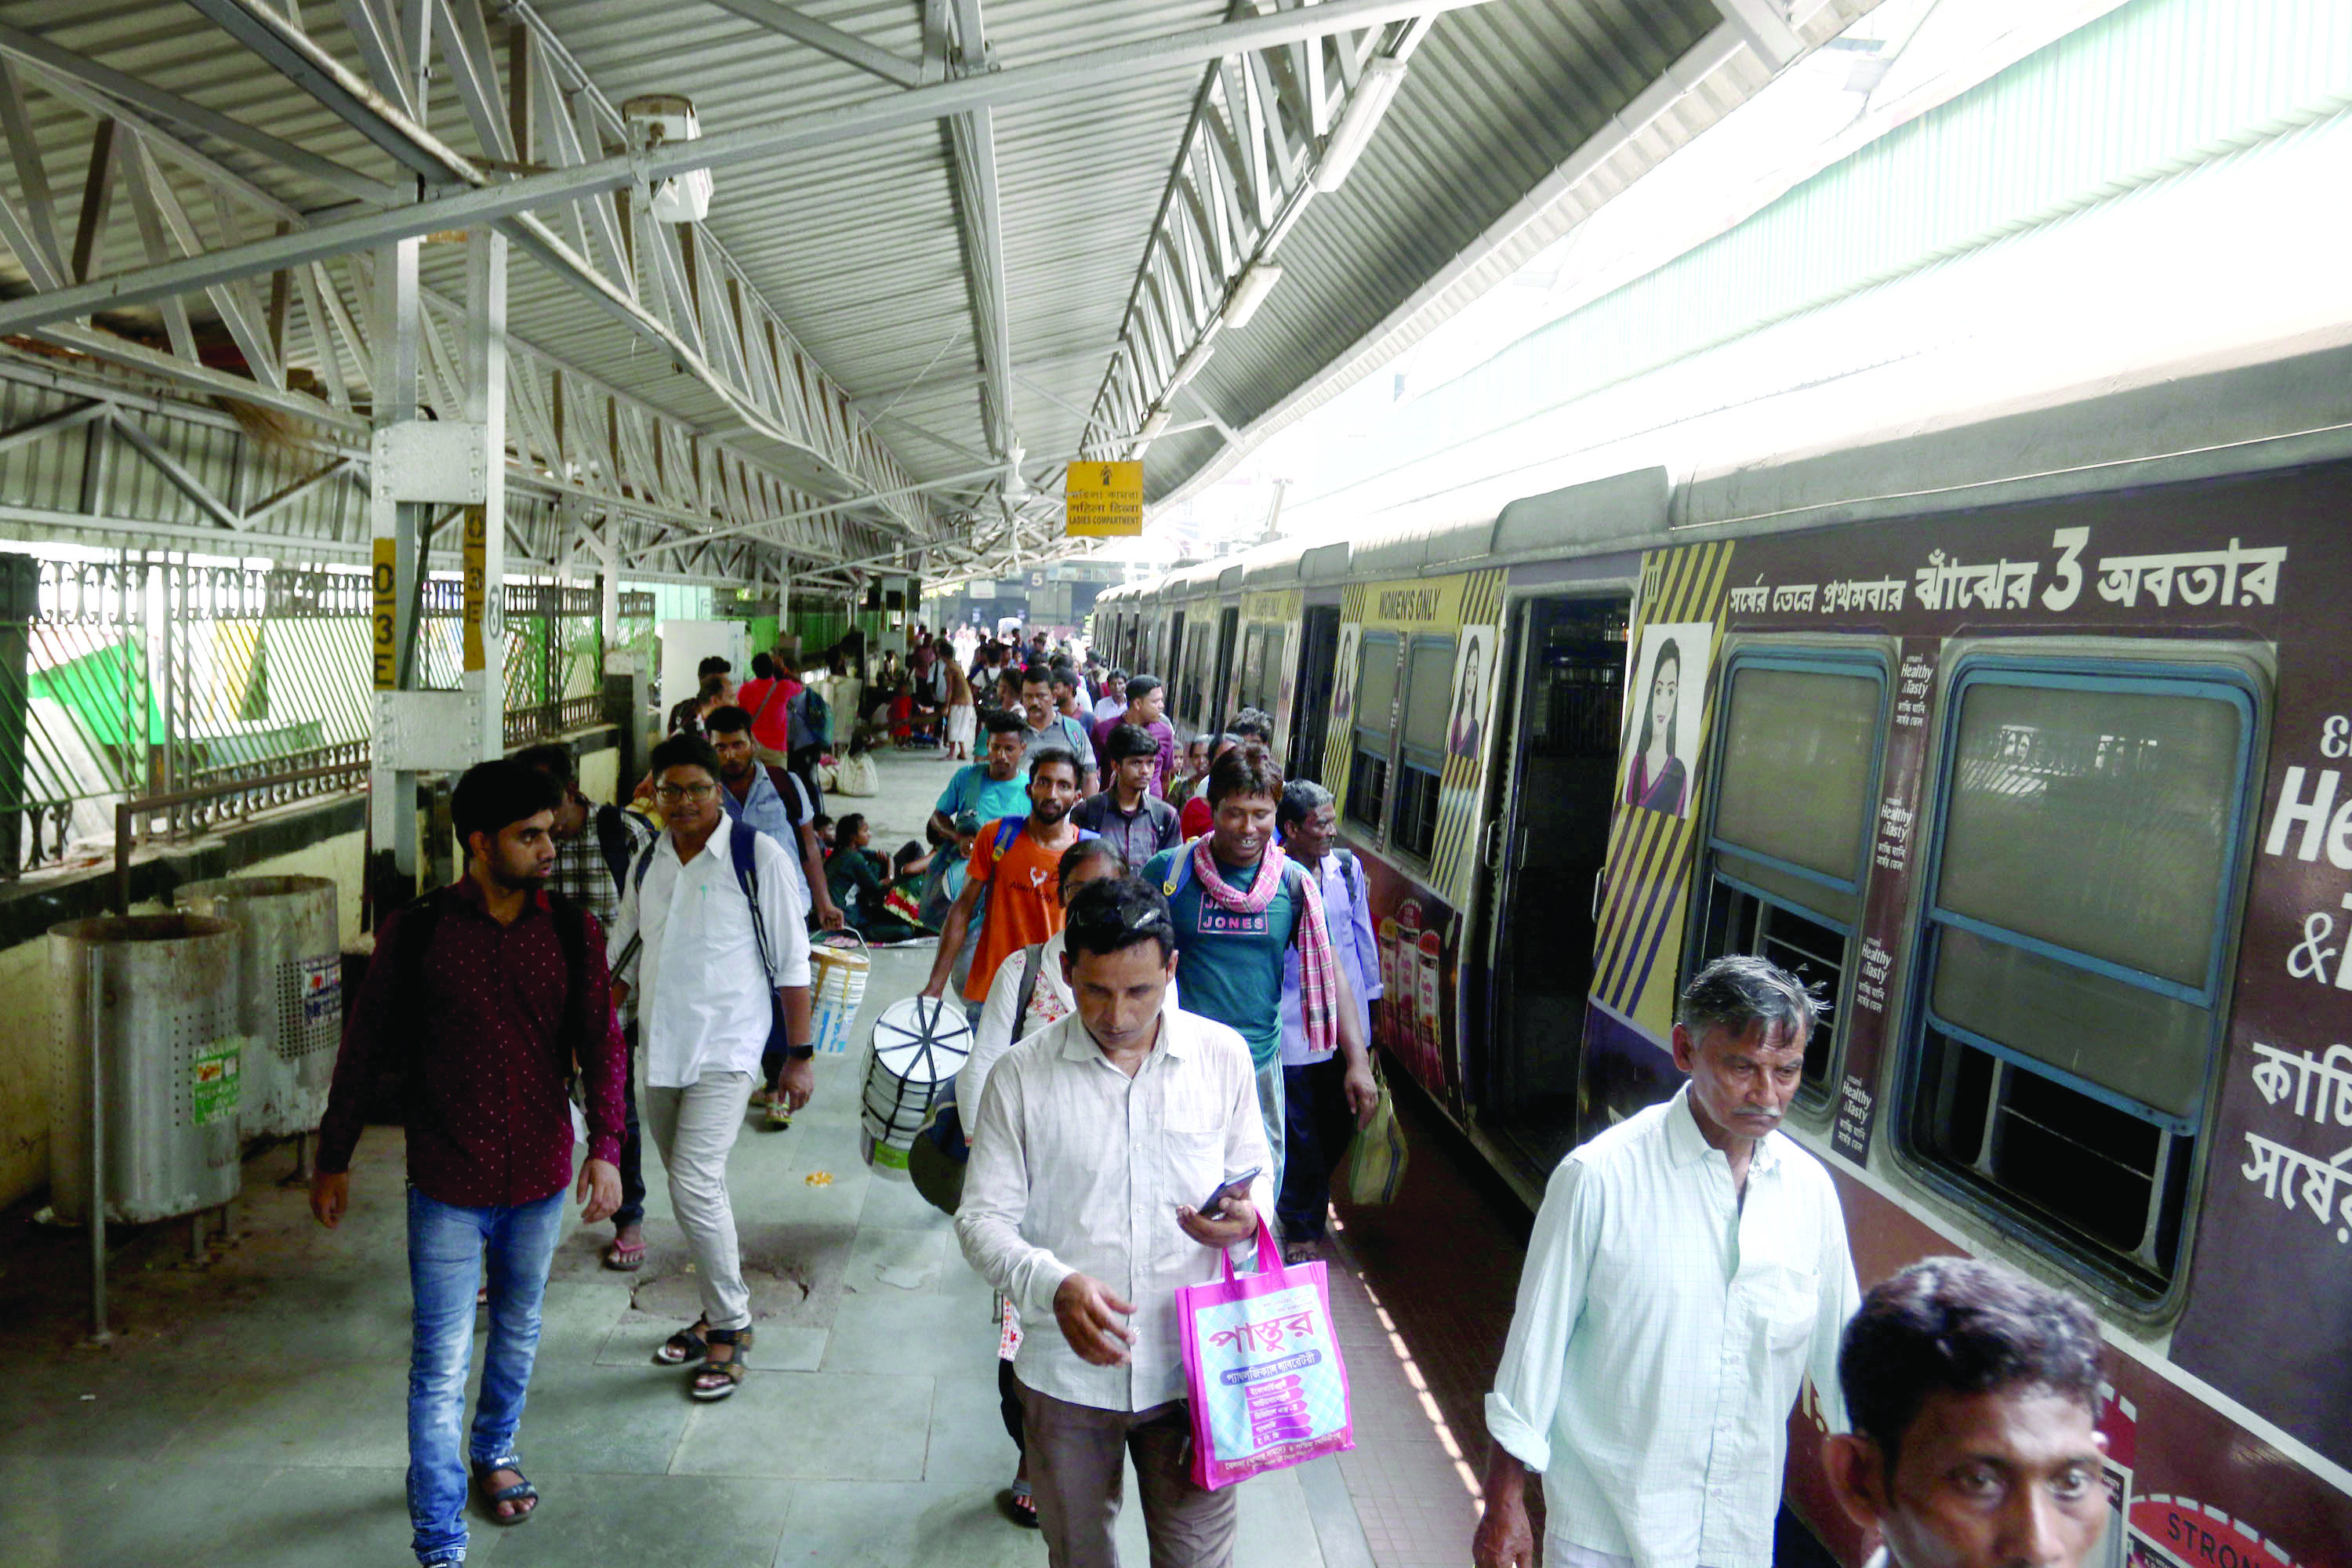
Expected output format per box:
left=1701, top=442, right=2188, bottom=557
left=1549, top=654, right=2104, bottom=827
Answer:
left=690, top=1326, right=753, bottom=1402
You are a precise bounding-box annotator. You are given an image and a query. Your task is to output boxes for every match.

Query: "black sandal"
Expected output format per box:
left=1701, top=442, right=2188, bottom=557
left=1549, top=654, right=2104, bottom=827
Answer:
left=654, top=1318, right=710, bottom=1366
left=472, top=1457, right=538, bottom=1525
left=690, top=1326, right=753, bottom=1402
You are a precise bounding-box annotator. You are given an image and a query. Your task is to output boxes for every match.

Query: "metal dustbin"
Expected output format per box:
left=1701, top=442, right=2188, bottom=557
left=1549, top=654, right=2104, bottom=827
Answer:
left=179, top=876, right=342, bottom=1141
left=49, top=913, right=244, bottom=1225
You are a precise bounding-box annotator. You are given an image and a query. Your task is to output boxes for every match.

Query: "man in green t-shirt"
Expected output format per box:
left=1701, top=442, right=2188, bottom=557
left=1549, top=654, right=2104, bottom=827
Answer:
left=1143, top=742, right=1374, bottom=1197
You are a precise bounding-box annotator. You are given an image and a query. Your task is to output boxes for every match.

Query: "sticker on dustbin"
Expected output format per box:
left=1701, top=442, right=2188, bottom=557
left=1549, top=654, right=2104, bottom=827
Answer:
left=298, top=954, right=342, bottom=1025
left=192, top=1041, right=241, bottom=1126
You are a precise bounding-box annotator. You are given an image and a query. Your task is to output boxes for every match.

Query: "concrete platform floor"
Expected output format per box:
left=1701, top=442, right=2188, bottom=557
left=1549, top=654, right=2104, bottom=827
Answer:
left=0, top=741, right=1523, bottom=1567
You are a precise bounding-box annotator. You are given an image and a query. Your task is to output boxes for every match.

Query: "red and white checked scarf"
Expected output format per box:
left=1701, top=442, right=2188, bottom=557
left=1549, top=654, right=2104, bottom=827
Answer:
left=1189, top=838, right=1339, bottom=1058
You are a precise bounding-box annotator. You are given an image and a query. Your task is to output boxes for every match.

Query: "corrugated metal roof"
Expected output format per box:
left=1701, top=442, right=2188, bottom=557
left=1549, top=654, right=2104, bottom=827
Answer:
left=0, top=0, right=1869, bottom=572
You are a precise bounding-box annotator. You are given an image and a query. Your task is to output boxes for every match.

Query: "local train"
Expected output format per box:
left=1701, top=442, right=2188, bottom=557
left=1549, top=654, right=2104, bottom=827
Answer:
left=1092, top=344, right=2352, bottom=1566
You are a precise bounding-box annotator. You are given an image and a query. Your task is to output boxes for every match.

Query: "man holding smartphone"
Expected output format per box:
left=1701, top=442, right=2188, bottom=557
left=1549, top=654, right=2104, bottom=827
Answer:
left=957, top=877, right=1273, bottom=1568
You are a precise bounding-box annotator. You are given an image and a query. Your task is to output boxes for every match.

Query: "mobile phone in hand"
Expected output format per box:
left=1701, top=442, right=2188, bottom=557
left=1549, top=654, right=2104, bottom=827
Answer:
left=1198, top=1167, right=1261, bottom=1214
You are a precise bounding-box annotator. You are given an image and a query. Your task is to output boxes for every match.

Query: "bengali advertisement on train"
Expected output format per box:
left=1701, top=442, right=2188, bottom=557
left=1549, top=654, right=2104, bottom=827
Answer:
left=1658, top=465, right=2352, bottom=1558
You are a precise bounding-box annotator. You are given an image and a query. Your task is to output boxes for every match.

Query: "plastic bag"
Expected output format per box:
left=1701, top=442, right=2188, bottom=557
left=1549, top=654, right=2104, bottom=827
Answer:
left=1342, top=1067, right=1407, bottom=1207
left=1174, top=1219, right=1355, bottom=1489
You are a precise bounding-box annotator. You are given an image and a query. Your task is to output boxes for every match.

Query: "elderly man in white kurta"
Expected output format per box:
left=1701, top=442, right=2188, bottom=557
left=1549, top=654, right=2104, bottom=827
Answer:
left=1474, top=956, right=1862, bottom=1568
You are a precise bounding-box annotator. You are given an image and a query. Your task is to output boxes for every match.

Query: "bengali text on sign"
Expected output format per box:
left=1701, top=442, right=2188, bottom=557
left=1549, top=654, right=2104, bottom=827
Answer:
left=1065, top=462, right=1144, bottom=537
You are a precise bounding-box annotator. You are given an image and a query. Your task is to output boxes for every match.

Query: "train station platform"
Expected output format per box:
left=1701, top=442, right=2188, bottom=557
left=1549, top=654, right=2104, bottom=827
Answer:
left=0, top=745, right=1530, bottom=1568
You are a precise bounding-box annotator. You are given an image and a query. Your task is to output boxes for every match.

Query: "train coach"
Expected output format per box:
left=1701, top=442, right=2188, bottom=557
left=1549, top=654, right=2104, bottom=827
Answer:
left=1093, top=344, right=2352, bottom=1566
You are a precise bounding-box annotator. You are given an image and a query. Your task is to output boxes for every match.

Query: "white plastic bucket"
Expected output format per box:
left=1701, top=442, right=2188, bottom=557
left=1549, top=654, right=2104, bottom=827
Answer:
left=808, top=931, right=870, bottom=1054
left=860, top=996, right=973, bottom=1171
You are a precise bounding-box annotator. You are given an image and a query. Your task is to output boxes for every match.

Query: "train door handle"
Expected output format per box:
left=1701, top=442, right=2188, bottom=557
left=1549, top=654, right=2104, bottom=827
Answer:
left=1480, top=818, right=1504, bottom=869
left=1590, top=869, right=1606, bottom=922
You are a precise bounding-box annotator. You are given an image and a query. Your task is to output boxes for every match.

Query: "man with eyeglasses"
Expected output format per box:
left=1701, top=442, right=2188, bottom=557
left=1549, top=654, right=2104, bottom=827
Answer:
left=608, top=733, right=815, bottom=1403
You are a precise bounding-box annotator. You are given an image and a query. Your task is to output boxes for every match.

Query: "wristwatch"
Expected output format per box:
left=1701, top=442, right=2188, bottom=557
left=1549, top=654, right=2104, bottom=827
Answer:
left=782, top=1044, right=816, bottom=1062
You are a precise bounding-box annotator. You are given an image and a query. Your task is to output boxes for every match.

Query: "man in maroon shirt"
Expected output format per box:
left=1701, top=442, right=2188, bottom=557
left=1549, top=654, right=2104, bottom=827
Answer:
left=1091, top=673, right=1176, bottom=797
left=312, top=760, right=624, bottom=1567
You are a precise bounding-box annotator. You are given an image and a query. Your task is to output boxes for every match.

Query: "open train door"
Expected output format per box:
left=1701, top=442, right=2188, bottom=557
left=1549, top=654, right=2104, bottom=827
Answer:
left=1474, top=595, right=1628, bottom=1179
left=1288, top=604, right=1341, bottom=782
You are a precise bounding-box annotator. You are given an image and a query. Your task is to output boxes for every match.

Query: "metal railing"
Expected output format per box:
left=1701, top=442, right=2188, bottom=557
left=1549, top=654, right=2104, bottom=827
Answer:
left=0, top=551, right=612, bottom=879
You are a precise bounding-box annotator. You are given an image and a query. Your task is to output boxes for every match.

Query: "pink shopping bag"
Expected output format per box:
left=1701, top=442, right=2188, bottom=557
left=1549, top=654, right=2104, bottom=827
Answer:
left=1174, top=1220, right=1355, bottom=1490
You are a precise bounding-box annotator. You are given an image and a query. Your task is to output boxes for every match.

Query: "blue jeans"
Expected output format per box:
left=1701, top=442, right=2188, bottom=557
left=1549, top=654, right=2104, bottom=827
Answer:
left=405, top=1184, right=565, bottom=1566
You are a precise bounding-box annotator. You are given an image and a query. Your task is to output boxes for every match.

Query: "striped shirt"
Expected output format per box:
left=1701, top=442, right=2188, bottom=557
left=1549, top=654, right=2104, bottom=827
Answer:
left=1484, top=1084, right=1860, bottom=1568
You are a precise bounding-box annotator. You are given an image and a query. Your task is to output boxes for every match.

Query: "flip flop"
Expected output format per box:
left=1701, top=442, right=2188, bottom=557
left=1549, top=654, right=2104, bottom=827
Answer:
left=996, top=1482, right=1040, bottom=1529
left=603, top=1235, right=646, bottom=1271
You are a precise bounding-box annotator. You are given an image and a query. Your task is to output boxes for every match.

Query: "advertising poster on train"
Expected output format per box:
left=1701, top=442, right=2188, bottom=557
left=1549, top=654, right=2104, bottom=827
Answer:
left=1432, top=572, right=1504, bottom=910
left=1446, top=630, right=1490, bottom=760
left=1325, top=620, right=1362, bottom=793
left=1580, top=543, right=1729, bottom=1100
left=1686, top=466, right=2352, bottom=1552
left=1619, top=620, right=1710, bottom=818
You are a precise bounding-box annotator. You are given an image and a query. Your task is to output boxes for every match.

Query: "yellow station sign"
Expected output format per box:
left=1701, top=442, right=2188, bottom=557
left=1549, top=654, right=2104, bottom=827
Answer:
left=1064, top=461, right=1144, bottom=537
left=372, top=538, right=397, bottom=690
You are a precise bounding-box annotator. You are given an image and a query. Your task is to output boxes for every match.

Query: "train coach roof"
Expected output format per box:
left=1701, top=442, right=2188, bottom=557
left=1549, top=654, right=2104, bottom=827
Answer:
left=1671, top=339, right=2352, bottom=536
left=1491, top=467, right=1671, bottom=557
left=1163, top=563, right=1221, bottom=597
left=1301, top=542, right=1352, bottom=583
left=1349, top=514, right=1495, bottom=579
left=1240, top=540, right=1309, bottom=588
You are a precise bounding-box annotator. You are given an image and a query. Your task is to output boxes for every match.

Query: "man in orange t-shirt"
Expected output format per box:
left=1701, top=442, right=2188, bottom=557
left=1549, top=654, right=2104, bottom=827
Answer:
left=920, top=749, right=1087, bottom=1021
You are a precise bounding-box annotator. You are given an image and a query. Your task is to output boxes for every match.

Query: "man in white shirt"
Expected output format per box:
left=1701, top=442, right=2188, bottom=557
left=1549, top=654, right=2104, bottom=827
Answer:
left=608, top=733, right=815, bottom=1403
left=1823, top=1258, right=2110, bottom=1568
left=958, top=877, right=1273, bottom=1568
left=1475, top=956, right=1862, bottom=1568
left=1091, top=670, right=1127, bottom=726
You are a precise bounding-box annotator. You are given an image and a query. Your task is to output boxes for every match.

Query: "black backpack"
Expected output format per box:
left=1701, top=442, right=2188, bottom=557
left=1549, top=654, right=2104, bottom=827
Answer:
left=386, top=884, right=598, bottom=1105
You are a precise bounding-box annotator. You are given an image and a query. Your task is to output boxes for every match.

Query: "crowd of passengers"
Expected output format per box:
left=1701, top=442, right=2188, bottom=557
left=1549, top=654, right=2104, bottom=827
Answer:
left=312, top=625, right=2116, bottom=1568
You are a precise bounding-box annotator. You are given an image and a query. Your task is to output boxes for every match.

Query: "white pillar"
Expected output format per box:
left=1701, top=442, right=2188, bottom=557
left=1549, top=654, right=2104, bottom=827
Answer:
left=366, top=238, right=423, bottom=909
left=460, top=227, right=508, bottom=765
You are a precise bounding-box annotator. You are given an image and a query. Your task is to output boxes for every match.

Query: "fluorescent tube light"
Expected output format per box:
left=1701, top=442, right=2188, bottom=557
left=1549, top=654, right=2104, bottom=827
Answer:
left=1223, top=262, right=1284, bottom=329
left=1315, top=57, right=1406, bottom=193
left=1170, top=341, right=1215, bottom=387
left=1138, top=408, right=1172, bottom=437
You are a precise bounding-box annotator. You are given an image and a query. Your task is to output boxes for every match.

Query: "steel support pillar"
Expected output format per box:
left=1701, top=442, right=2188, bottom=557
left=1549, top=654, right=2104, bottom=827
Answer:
left=461, top=228, right=509, bottom=767
left=365, top=238, right=423, bottom=924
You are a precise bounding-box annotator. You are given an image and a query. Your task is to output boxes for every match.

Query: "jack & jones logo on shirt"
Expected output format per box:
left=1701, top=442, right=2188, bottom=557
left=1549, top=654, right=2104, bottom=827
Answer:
left=1199, top=909, right=1270, bottom=936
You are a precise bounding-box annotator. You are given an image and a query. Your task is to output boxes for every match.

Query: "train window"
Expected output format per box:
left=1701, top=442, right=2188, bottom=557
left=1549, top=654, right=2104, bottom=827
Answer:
left=1900, top=661, right=2256, bottom=1307
left=1392, top=635, right=1455, bottom=861
left=1694, top=655, right=1887, bottom=1103
left=1348, top=633, right=1399, bottom=833
left=1242, top=627, right=1269, bottom=713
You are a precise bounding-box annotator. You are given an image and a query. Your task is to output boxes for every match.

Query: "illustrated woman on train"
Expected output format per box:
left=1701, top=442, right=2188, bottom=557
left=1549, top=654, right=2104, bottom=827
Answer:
left=1448, top=635, right=1484, bottom=758
left=1624, top=635, right=1688, bottom=815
